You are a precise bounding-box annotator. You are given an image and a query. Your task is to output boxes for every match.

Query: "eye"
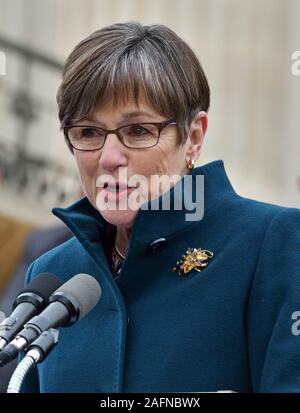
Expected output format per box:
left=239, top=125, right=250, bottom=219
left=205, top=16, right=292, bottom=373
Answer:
left=128, top=125, right=150, bottom=136
left=81, top=127, right=103, bottom=138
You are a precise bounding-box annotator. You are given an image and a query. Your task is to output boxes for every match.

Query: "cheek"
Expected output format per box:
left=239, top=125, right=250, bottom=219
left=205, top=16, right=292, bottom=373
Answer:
left=149, top=141, right=185, bottom=176
left=76, top=153, right=96, bottom=175
left=132, top=148, right=169, bottom=201
left=75, top=153, right=98, bottom=193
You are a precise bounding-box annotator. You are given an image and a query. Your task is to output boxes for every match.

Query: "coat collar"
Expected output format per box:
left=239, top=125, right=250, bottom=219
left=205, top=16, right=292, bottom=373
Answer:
left=52, top=160, right=236, bottom=247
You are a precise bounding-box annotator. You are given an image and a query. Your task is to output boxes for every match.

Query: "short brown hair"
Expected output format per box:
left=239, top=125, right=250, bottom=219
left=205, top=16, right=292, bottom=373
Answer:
left=57, top=22, right=210, bottom=149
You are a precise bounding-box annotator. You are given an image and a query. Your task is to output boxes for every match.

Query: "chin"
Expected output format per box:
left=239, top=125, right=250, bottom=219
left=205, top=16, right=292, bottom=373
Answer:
left=100, top=209, right=138, bottom=228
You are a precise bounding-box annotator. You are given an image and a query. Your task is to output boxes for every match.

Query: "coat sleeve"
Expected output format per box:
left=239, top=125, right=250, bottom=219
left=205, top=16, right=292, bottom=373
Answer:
left=19, top=261, right=40, bottom=393
left=247, top=208, right=300, bottom=392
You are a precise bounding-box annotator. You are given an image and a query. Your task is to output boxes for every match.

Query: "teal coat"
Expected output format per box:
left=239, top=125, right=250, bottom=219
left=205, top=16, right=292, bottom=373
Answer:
left=22, top=160, right=300, bottom=392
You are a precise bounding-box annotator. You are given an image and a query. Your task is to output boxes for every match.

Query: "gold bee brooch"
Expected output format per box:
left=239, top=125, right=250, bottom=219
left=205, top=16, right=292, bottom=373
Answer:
left=172, top=248, right=214, bottom=276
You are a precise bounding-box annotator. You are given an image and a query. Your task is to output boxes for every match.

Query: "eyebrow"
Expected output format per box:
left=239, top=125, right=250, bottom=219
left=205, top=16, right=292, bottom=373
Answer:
left=120, top=111, right=158, bottom=121
left=82, top=110, right=158, bottom=125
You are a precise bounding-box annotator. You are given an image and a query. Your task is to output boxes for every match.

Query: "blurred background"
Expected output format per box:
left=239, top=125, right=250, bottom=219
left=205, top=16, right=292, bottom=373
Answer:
left=0, top=0, right=299, bottom=391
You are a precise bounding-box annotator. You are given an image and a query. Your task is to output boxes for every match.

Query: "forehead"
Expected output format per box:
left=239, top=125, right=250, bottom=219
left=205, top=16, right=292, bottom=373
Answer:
left=82, top=92, right=164, bottom=124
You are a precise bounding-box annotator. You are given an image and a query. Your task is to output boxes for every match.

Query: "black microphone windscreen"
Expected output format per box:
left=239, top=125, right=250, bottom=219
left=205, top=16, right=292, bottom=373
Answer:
left=53, top=274, right=101, bottom=320
left=14, top=273, right=62, bottom=308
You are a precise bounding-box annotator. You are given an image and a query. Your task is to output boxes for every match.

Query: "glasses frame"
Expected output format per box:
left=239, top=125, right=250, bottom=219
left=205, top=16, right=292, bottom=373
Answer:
left=63, top=119, right=176, bottom=151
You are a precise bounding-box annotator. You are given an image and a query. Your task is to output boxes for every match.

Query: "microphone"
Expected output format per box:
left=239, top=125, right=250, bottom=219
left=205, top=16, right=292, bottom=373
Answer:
left=0, top=273, right=101, bottom=367
left=0, top=273, right=62, bottom=351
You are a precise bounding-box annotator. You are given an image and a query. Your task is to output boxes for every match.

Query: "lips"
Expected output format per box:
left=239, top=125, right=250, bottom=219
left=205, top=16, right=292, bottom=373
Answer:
left=98, top=182, right=136, bottom=203
left=102, top=182, right=134, bottom=192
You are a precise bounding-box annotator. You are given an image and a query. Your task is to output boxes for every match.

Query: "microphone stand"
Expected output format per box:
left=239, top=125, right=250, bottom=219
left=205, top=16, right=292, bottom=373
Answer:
left=7, top=329, right=59, bottom=393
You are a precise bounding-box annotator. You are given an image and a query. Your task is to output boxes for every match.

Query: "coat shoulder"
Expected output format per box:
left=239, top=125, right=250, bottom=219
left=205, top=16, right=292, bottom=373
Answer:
left=225, top=192, right=299, bottom=232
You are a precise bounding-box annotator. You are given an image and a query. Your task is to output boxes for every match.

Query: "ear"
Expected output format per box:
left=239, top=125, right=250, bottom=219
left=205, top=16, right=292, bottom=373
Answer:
left=185, top=111, right=208, bottom=165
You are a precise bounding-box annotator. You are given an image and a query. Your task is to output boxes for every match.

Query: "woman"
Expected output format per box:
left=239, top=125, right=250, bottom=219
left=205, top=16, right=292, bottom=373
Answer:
left=22, top=22, right=300, bottom=393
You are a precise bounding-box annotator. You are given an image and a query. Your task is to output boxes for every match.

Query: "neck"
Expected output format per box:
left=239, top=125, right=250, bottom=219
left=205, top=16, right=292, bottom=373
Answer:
left=115, top=226, right=131, bottom=258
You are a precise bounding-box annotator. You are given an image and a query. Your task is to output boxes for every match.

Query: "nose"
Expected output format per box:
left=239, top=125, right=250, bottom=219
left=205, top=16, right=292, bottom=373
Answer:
left=98, top=132, right=127, bottom=172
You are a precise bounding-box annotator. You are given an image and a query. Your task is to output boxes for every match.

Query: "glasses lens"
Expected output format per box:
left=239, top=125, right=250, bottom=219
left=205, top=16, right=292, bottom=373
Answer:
left=120, top=124, right=159, bottom=148
left=68, top=127, right=105, bottom=150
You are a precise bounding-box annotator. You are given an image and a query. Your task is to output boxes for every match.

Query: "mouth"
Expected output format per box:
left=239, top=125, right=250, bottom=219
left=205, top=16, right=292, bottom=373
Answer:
left=97, top=182, right=137, bottom=203
left=101, top=182, right=135, bottom=192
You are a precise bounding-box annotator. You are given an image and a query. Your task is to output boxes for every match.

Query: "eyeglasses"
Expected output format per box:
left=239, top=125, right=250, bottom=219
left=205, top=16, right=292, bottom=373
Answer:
left=64, top=119, right=176, bottom=151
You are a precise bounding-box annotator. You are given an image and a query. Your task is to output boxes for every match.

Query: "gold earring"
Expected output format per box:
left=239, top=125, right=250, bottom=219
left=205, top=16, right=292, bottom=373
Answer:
left=187, top=159, right=195, bottom=170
